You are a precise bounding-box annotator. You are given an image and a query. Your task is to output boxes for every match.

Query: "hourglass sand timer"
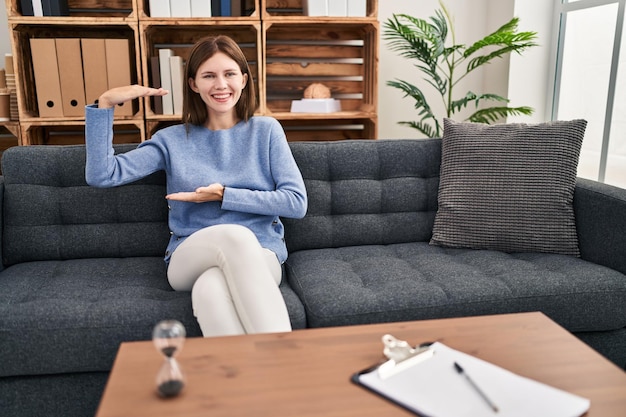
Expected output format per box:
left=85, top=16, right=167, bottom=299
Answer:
left=152, top=320, right=186, bottom=397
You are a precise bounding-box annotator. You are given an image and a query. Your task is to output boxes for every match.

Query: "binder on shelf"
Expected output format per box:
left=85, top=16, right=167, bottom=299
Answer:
left=20, top=0, right=34, bottom=16
left=231, top=0, right=242, bottom=17
left=149, top=56, right=164, bottom=114
left=158, top=48, right=174, bottom=115
left=32, top=0, right=44, bottom=16
left=347, top=0, right=366, bottom=17
left=149, top=0, right=171, bottom=17
left=55, top=38, right=86, bottom=117
left=211, top=0, right=221, bottom=17
left=328, top=0, right=347, bottom=17
left=303, top=0, right=328, bottom=17
left=220, top=0, right=231, bottom=16
left=170, top=0, right=191, bottom=17
left=352, top=336, right=590, bottom=417
left=42, top=0, right=69, bottom=16
left=29, top=38, right=64, bottom=117
left=105, top=39, right=134, bottom=116
left=190, top=0, right=212, bottom=17
left=169, top=56, right=185, bottom=115
left=81, top=38, right=109, bottom=106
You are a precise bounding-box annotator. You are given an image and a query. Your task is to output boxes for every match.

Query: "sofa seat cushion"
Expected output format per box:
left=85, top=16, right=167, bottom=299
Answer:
left=0, top=257, right=202, bottom=378
left=284, top=242, right=626, bottom=331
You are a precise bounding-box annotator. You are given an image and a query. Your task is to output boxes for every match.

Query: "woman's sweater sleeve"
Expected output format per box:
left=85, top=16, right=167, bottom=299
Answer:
left=85, top=105, right=165, bottom=187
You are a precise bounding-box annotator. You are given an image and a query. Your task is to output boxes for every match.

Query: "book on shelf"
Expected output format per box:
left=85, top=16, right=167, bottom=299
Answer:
left=220, top=0, right=231, bottom=16
left=158, top=49, right=175, bottom=115
left=42, top=0, right=69, bottom=16
left=169, top=56, right=185, bottom=115
left=31, top=0, right=43, bottom=16
left=231, top=0, right=242, bottom=17
left=211, top=0, right=221, bottom=17
left=149, top=0, right=171, bottom=17
left=328, top=0, right=347, bottom=16
left=170, top=0, right=191, bottom=17
left=303, top=0, right=328, bottom=17
left=20, top=0, right=34, bottom=16
left=347, top=0, right=367, bottom=17
left=190, top=0, right=212, bottom=17
left=149, top=56, right=164, bottom=114
left=22, top=0, right=70, bottom=16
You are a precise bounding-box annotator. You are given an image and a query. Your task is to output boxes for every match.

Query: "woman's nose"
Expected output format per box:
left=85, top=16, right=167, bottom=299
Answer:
left=214, top=75, right=227, bottom=88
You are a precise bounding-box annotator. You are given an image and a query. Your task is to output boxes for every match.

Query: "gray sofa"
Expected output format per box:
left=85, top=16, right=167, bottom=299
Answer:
left=1, top=139, right=625, bottom=417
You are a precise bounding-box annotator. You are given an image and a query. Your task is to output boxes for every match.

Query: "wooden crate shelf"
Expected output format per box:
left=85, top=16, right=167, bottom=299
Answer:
left=6, top=0, right=378, bottom=144
left=0, top=122, right=20, bottom=173
left=137, top=0, right=258, bottom=19
left=262, top=21, right=378, bottom=116
left=10, top=21, right=143, bottom=121
left=262, top=0, right=377, bottom=19
left=6, top=0, right=137, bottom=19
left=278, top=116, right=376, bottom=141
left=19, top=120, right=144, bottom=145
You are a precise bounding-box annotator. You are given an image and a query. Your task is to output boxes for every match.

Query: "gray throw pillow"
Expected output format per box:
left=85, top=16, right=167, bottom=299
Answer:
left=430, top=118, right=586, bottom=256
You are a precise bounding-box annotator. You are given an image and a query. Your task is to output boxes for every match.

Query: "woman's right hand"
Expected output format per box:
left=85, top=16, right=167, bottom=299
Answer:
left=97, top=85, right=169, bottom=109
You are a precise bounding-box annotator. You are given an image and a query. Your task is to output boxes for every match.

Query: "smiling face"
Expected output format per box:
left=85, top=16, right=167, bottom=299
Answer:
left=188, top=51, right=248, bottom=129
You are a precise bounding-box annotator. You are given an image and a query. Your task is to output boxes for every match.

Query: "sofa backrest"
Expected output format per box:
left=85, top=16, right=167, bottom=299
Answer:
left=1, top=145, right=169, bottom=266
left=284, top=139, right=441, bottom=253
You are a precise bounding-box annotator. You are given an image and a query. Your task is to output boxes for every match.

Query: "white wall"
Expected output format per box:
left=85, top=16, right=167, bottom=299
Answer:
left=507, top=0, right=556, bottom=123
left=0, top=5, right=10, bottom=62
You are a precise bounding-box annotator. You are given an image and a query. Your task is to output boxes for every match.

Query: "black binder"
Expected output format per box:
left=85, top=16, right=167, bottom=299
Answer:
left=42, top=0, right=69, bottom=16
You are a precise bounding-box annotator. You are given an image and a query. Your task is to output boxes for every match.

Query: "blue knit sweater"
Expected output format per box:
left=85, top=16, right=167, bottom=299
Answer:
left=85, top=105, right=307, bottom=263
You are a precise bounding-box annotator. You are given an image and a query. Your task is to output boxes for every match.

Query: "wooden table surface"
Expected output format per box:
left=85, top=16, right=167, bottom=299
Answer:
left=95, top=312, right=626, bottom=417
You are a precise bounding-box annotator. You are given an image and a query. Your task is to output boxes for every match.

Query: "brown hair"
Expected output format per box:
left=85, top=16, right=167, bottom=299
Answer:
left=183, top=35, right=256, bottom=127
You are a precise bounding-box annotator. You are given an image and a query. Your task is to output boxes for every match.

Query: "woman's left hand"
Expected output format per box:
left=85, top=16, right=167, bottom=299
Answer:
left=166, top=183, right=225, bottom=203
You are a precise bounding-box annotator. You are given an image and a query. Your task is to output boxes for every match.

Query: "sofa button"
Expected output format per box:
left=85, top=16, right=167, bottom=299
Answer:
left=165, top=250, right=170, bottom=256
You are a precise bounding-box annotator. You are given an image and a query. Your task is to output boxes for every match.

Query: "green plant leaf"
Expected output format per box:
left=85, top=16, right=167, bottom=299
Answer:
left=463, top=18, right=538, bottom=72
left=398, top=120, right=441, bottom=138
left=449, top=92, right=510, bottom=114
left=387, top=79, right=437, bottom=118
left=468, top=106, right=534, bottom=124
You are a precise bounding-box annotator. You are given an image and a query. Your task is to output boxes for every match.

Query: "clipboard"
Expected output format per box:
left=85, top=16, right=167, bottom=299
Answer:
left=351, top=335, right=591, bottom=417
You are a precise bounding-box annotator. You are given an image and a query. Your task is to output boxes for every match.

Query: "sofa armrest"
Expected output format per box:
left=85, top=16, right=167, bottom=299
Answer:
left=574, top=178, right=626, bottom=275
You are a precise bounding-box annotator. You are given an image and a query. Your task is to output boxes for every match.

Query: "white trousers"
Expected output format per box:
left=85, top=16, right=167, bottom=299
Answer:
left=167, top=224, right=292, bottom=337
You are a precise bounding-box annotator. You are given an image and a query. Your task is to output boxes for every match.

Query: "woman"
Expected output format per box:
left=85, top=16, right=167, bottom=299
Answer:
left=85, top=35, right=308, bottom=337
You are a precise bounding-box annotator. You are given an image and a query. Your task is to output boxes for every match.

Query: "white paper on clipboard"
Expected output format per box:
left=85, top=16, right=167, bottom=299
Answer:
left=353, top=342, right=590, bottom=417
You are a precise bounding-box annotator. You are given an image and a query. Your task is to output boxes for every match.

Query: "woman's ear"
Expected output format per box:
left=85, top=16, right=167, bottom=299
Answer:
left=188, top=77, right=199, bottom=93
left=242, top=73, right=248, bottom=88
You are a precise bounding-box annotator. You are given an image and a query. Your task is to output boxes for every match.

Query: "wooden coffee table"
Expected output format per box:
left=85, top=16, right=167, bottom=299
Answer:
left=95, top=312, right=626, bottom=417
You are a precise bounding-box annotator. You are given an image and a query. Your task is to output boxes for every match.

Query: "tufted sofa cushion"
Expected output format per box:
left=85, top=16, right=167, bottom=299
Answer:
left=283, top=139, right=441, bottom=252
left=1, top=145, right=169, bottom=266
left=284, top=242, right=626, bottom=331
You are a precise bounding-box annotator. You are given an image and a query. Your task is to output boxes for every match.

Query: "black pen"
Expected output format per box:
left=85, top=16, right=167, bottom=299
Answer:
left=454, top=361, right=499, bottom=413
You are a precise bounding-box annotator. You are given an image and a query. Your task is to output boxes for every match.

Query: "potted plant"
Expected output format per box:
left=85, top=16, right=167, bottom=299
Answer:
left=383, top=2, right=539, bottom=138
